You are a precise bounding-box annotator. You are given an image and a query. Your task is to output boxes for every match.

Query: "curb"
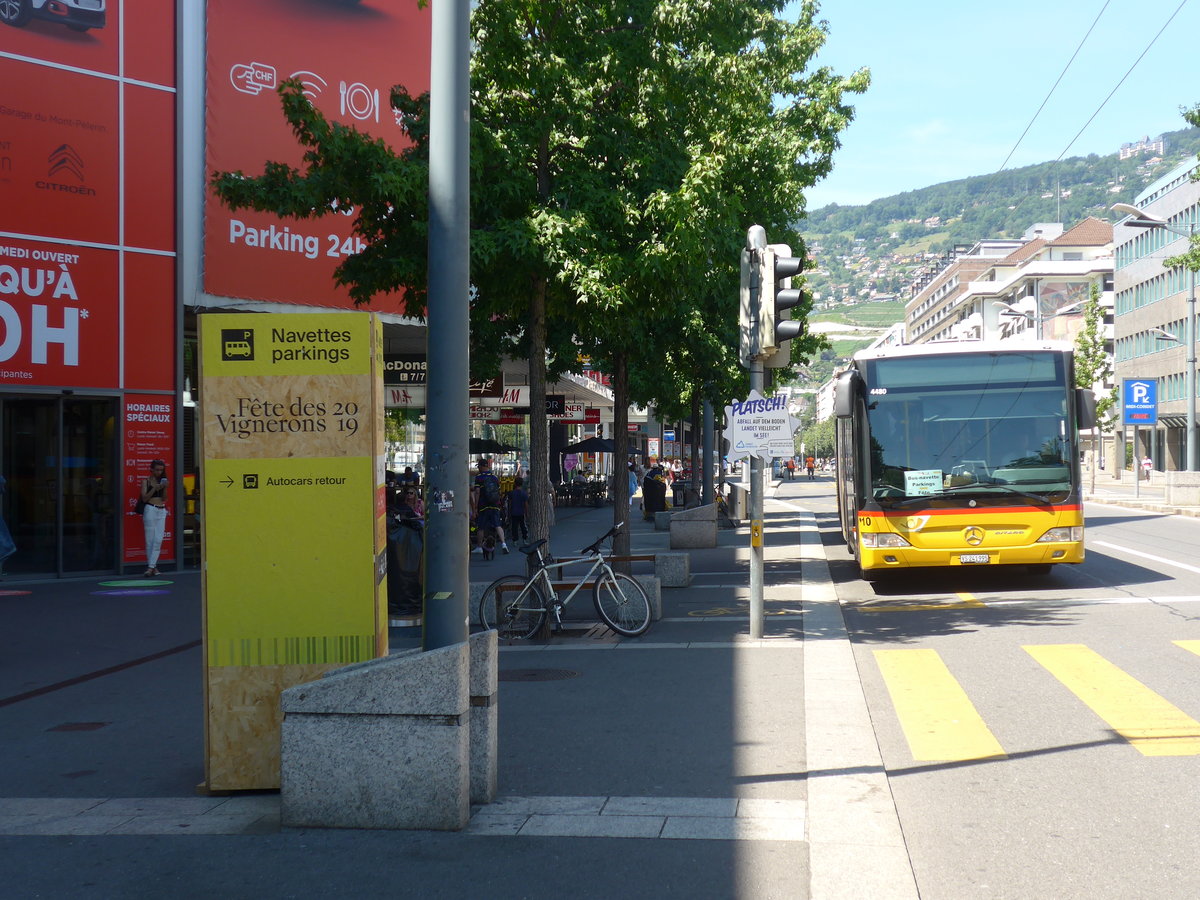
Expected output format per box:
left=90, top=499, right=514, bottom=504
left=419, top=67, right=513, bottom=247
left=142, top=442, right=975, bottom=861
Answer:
left=787, top=498, right=919, bottom=900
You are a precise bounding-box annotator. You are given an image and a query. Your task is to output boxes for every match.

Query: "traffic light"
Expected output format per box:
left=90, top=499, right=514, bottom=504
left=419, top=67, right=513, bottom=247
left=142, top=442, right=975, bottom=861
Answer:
left=738, top=248, right=755, bottom=366
left=760, top=243, right=804, bottom=363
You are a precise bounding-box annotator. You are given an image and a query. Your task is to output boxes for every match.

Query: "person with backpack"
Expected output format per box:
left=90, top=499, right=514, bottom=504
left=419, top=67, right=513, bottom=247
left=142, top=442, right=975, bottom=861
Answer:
left=471, top=458, right=509, bottom=556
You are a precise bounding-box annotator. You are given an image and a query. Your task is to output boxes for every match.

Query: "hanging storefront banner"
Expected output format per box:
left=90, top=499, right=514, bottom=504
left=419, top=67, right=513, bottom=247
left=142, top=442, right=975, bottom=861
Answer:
left=203, top=0, right=430, bottom=310
left=199, top=311, right=386, bottom=791
left=122, top=394, right=176, bottom=565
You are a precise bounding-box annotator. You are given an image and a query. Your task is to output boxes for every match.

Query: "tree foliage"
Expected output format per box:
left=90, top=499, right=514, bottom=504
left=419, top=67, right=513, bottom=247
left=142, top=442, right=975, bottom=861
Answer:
left=1074, top=282, right=1116, bottom=422
left=211, top=0, right=868, bottom=549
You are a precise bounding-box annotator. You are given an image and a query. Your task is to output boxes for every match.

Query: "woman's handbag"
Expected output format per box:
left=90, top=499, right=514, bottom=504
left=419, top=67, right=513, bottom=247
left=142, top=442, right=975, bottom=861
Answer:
left=135, top=497, right=147, bottom=516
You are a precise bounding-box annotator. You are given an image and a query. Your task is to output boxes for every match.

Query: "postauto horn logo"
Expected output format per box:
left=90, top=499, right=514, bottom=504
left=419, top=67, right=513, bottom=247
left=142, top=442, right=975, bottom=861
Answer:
left=221, top=329, right=255, bottom=361
left=37, top=145, right=95, bottom=196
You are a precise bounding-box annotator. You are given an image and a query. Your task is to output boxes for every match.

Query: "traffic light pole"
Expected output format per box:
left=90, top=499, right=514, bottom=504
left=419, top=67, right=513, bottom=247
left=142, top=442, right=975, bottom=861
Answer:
left=423, top=0, right=471, bottom=651
left=748, top=357, right=765, bottom=640
left=746, top=226, right=767, bottom=640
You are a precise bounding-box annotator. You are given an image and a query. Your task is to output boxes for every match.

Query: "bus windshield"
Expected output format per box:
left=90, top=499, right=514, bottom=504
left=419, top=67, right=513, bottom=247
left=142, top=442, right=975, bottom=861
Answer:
left=863, top=351, right=1073, bottom=505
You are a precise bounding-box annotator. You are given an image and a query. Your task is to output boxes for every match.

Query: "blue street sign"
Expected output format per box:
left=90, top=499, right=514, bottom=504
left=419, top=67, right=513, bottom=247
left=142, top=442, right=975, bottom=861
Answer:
left=1122, top=378, right=1158, bottom=426
left=663, top=429, right=676, bottom=442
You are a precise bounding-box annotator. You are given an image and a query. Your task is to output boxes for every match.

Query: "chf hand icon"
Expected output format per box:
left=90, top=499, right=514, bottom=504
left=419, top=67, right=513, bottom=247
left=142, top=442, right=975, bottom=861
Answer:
left=230, top=62, right=276, bottom=96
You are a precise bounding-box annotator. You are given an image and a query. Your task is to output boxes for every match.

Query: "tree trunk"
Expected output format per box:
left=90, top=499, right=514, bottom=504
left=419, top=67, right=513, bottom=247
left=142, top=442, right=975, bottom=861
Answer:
left=689, top=389, right=701, bottom=508
left=528, top=273, right=551, bottom=552
left=612, top=352, right=631, bottom=570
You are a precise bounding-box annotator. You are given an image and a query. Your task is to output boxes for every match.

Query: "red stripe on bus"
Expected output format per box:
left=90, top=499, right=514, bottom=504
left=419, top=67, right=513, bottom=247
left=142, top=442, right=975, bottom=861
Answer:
left=869, top=504, right=1081, bottom=518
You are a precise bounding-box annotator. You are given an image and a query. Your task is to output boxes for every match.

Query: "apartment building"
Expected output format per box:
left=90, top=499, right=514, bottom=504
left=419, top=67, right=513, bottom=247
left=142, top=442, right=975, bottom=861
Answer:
left=1113, top=158, right=1200, bottom=471
left=905, top=240, right=1025, bottom=343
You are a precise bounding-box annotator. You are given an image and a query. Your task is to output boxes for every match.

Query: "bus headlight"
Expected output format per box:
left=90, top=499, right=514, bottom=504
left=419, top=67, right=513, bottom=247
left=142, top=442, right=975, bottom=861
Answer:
left=1037, top=526, right=1083, bottom=543
left=861, top=532, right=912, bottom=549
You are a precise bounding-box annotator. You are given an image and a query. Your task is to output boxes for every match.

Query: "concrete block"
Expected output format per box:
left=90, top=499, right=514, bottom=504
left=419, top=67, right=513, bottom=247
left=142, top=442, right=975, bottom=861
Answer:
left=654, top=553, right=690, bottom=588
left=284, top=643, right=467, bottom=717
left=654, top=510, right=673, bottom=531
left=281, top=714, right=468, bottom=830
left=468, top=630, right=498, bottom=805
left=469, top=581, right=486, bottom=626
left=670, top=502, right=717, bottom=549
left=635, top=574, right=662, bottom=621
left=280, top=642, right=471, bottom=830
left=1166, top=472, right=1200, bottom=506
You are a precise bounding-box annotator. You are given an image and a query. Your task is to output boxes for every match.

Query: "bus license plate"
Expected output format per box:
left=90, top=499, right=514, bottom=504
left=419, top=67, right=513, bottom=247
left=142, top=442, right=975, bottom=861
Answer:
left=959, top=554, right=990, bottom=564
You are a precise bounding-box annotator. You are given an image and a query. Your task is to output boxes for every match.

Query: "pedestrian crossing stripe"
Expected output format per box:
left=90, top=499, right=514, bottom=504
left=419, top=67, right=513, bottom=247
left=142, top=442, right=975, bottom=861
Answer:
left=873, top=649, right=1006, bottom=762
left=1173, top=640, right=1200, bottom=658
left=1024, top=645, right=1200, bottom=757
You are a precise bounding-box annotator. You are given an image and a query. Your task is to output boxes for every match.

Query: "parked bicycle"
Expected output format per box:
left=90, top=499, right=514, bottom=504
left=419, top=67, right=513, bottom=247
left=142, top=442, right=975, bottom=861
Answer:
left=478, top=523, right=652, bottom=639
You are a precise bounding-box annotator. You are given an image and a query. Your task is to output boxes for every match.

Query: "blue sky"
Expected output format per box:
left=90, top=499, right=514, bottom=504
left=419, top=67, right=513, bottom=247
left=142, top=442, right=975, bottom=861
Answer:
left=791, top=0, right=1200, bottom=210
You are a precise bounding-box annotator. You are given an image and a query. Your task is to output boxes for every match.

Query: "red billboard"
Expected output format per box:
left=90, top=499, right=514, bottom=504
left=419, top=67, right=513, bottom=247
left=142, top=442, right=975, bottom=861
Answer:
left=204, top=0, right=431, bottom=311
left=0, top=237, right=119, bottom=389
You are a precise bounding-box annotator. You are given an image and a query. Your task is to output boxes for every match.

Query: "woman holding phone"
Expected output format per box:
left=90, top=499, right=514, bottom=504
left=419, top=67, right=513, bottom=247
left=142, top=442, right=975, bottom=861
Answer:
left=140, top=459, right=168, bottom=576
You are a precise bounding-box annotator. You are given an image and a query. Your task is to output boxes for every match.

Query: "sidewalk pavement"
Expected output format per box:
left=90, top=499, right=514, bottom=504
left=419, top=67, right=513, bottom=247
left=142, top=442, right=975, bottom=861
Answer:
left=0, top=480, right=916, bottom=900
left=1083, top=476, right=1200, bottom=517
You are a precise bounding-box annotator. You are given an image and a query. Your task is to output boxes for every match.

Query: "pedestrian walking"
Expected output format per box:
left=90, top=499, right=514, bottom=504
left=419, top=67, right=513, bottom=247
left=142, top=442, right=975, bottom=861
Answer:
left=507, top=476, right=529, bottom=541
left=471, top=458, right=509, bottom=556
left=785, top=457, right=796, bottom=480
left=139, top=459, right=169, bottom=576
left=805, top=455, right=816, bottom=480
left=1142, top=456, right=1153, bottom=482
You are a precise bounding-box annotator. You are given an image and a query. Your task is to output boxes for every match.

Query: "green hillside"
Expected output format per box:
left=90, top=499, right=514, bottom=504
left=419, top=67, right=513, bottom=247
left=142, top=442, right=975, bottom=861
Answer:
left=784, top=126, right=1200, bottom=391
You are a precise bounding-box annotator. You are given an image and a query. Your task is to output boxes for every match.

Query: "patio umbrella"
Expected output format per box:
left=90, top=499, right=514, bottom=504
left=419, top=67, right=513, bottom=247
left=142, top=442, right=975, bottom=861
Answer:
left=469, top=437, right=518, bottom=454
left=560, top=437, right=644, bottom=456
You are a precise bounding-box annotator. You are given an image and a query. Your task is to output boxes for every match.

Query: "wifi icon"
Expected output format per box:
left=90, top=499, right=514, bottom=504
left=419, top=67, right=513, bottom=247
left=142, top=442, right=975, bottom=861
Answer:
left=289, top=70, right=328, bottom=100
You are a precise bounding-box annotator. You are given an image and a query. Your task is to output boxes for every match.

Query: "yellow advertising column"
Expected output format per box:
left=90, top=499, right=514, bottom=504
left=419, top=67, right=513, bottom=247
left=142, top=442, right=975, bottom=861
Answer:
left=199, top=312, right=387, bottom=792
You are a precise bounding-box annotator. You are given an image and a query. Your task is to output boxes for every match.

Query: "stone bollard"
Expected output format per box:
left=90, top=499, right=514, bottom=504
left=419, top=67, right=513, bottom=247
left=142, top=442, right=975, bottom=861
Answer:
left=654, top=552, right=690, bottom=588
left=468, top=630, right=498, bottom=805
left=280, top=641, right=473, bottom=830
left=669, top=503, right=718, bottom=549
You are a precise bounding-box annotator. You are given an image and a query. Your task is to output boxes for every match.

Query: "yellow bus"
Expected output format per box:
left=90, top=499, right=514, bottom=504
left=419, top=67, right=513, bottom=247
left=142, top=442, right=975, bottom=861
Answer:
left=833, top=342, right=1095, bottom=580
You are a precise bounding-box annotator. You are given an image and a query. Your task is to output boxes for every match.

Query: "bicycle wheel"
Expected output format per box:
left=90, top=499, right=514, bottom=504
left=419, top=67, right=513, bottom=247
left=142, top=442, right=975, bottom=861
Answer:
left=479, top=575, right=547, bottom=640
left=593, top=570, right=651, bottom=637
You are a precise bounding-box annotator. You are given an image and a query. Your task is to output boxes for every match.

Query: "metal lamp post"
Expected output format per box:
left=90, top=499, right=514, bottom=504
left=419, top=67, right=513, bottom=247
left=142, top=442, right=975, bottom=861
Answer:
left=1112, top=202, right=1197, bottom=472
left=992, top=299, right=1085, bottom=339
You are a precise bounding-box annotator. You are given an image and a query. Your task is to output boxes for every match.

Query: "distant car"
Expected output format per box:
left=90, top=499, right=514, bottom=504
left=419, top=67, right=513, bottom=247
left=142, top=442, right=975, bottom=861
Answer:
left=0, top=0, right=106, bottom=32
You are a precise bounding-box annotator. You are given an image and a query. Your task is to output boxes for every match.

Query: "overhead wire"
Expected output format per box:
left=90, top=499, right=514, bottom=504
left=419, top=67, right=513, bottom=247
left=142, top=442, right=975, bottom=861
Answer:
left=1051, top=0, right=1188, bottom=165
left=990, top=0, right=1111, bottom=179
left=999, top=0, right=1189, bottom=220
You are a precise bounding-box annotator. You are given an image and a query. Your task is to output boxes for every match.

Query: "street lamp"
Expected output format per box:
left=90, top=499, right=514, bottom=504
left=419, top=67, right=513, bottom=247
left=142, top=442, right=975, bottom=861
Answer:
left=1112, top=202, right=1197, bottom=471
left=992, top=298, right=1085, bottom=338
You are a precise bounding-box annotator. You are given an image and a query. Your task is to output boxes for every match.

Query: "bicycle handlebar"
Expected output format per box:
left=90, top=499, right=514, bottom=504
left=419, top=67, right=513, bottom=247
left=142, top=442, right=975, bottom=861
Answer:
left=580, top=522, right=623, bottom=556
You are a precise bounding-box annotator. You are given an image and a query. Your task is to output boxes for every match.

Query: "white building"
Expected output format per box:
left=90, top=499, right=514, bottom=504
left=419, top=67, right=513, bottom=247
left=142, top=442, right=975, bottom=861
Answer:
left=1113, top=158, right=1200, bottom=471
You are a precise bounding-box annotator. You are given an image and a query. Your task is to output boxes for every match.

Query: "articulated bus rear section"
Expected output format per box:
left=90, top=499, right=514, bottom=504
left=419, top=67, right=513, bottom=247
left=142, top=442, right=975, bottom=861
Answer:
left=833, top=342, right=1096, bottom=580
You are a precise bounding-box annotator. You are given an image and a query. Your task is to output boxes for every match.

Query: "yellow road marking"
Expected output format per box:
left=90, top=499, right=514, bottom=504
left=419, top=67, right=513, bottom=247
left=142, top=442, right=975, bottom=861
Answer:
left=1173, top=640, right=1200, bottom=657
left=1025, top=644, right=1200, bottom=756
left=873, top=649, right=1006, bottom=761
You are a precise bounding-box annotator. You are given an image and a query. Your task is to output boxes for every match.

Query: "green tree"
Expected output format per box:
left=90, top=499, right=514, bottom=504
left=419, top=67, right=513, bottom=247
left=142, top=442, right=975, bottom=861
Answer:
left=1074, top=281, right=1116, bottom=490
left=213, top=0, right=867, bottom=553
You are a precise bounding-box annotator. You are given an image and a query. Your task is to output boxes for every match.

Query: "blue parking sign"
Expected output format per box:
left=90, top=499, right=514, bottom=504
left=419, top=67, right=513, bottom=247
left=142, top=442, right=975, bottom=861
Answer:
left=1122, top=378, right=1158, bottom=425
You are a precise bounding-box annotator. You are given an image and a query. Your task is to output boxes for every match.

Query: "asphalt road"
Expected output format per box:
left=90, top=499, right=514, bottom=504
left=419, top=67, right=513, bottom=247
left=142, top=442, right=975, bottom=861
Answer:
left=801, top=478, right=1200, bottom=900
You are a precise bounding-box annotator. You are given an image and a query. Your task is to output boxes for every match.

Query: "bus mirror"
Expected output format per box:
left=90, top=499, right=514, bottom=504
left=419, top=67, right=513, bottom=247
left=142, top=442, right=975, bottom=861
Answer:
left=1076, top=388, right=1096, bottom=430
left=834, top=370, right=859, bottom=418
